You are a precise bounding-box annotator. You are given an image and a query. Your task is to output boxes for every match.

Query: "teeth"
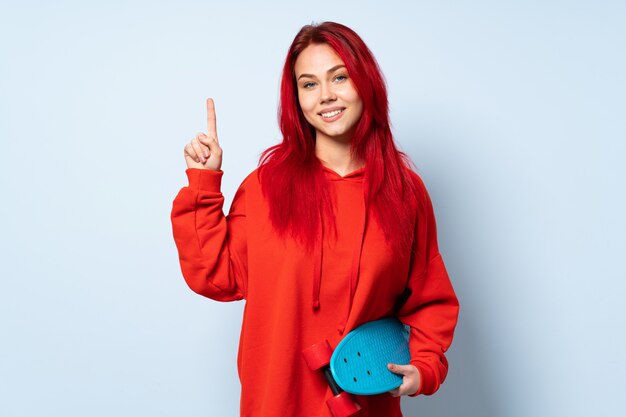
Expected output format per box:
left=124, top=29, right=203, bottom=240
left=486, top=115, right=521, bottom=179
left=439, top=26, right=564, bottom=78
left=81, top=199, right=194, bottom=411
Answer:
left=321, top=109, right=344, bottom=118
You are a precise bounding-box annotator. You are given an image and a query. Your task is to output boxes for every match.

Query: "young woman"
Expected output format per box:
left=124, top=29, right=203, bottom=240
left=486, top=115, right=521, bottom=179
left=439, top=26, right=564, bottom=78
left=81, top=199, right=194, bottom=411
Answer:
left=171, top=21, right=460, bottom=417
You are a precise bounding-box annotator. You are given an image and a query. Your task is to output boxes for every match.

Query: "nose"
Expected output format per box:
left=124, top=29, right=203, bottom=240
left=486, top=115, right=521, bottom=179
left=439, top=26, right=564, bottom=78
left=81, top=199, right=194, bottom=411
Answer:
left=319, top=81, right=336, bottom=104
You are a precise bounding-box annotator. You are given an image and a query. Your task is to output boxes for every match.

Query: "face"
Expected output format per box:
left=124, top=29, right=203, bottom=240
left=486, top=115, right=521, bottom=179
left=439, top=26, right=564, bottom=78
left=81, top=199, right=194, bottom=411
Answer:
left=294, top=43, right=363, bottom=144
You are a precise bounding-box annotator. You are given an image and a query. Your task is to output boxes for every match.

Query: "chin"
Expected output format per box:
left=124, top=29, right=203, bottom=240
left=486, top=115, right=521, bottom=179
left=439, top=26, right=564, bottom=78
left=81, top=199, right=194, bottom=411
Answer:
left=322, top=123, right=350, bottom=134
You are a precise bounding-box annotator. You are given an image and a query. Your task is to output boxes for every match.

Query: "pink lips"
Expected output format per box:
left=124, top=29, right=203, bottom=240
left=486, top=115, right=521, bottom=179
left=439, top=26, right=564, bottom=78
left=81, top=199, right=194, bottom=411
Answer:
left=319, top=108, right=345, bottom=123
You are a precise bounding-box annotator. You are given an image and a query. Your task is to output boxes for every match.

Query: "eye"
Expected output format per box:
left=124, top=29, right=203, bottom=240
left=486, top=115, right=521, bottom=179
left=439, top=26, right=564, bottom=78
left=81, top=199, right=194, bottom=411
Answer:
left=301, top=74, right=347, bottom=89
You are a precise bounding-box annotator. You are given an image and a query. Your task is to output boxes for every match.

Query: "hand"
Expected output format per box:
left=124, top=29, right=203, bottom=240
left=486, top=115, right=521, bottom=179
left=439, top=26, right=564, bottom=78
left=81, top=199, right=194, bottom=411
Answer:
left=387, top=363, right=421, bottom=397
left=184, top=98, right=223, bottom=171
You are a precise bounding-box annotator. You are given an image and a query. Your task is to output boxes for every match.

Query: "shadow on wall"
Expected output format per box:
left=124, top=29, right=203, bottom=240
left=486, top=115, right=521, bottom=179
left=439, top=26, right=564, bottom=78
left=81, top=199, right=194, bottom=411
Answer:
left=400, top=316, right=496, bottom=417
left=399, top=143, right=498, bottom=417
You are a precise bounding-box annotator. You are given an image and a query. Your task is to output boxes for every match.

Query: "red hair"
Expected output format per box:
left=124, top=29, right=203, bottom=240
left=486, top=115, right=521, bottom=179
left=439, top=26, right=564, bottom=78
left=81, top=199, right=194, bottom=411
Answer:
left=256, top=21, right=420, bottom=255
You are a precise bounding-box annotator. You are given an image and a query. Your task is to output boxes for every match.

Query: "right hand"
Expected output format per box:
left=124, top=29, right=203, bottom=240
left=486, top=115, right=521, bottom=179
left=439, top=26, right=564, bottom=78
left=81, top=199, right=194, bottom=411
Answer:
left=184, top=98, right=223, bottom=171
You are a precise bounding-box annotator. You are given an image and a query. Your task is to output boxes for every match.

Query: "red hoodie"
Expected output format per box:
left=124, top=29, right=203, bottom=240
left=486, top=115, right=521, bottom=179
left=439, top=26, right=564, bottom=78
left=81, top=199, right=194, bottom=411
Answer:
left=170, top=164, right=460, bottom=417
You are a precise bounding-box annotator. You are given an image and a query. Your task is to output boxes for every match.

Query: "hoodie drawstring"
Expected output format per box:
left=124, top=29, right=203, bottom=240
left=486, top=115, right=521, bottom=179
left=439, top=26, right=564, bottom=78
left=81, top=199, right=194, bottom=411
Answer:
left=311, top=183, right=369, bottom=336
left=312, top=210, right=323, bottom=310
left=336, top=204, right=367, bottom=335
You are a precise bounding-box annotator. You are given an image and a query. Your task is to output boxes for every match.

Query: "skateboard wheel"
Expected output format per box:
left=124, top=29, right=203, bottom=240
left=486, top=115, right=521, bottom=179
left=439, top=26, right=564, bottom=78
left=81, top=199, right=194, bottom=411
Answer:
left=326, top=391, right=361, bottom=417
left=302, top=340, right=333, bottom=370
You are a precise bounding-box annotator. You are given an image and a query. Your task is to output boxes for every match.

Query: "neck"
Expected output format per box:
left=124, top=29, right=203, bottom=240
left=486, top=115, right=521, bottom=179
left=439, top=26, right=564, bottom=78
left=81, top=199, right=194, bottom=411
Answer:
left=314, top=134, right=364, bottom=173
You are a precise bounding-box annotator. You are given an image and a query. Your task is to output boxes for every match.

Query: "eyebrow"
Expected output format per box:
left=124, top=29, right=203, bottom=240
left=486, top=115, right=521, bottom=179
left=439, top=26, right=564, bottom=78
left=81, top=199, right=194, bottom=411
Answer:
left=297, top=64, right=346, bottom=81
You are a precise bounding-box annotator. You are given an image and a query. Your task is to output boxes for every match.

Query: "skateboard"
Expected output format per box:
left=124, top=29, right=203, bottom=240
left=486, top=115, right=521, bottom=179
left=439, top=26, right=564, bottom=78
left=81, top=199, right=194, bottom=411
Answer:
left=302, top=317, right=411, bottom=417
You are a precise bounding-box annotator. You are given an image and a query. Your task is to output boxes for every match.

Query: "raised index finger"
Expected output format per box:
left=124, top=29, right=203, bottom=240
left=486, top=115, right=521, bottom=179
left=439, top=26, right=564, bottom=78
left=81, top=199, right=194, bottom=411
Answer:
left=206, top=98, right=218, bottom=139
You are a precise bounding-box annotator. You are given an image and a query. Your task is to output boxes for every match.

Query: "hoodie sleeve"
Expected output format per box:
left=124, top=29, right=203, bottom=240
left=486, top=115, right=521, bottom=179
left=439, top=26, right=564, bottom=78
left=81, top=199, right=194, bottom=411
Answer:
left=170, top=168, right=247, bottom=301
left=395, top=173, right=460, bottom=397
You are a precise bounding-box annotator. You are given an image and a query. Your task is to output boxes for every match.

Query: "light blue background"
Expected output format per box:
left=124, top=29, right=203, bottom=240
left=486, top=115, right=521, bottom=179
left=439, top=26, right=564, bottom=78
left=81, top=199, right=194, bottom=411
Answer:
left=1, top=1, right=624, bottom=416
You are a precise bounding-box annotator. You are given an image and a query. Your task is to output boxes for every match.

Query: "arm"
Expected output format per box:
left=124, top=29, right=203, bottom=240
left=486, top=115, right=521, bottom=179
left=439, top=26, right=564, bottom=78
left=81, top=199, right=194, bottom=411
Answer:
left=395, top=174, right=460, bottom=396
left=170, top=168, right=248, bottom=301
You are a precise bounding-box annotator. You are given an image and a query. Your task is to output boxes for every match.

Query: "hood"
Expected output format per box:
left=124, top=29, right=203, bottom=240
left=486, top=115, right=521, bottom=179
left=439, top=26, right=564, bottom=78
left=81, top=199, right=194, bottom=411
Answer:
left=312, top=164, right=368, bottom=336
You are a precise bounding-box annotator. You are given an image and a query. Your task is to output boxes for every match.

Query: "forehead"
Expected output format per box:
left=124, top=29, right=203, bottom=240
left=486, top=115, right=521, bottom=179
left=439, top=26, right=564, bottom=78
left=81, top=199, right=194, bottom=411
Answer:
left=294, top=43, right=345, bottom=75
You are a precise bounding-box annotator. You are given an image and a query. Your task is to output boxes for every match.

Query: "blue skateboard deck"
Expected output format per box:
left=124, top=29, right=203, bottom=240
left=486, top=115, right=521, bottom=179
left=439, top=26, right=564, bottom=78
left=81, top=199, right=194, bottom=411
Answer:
left=329, top=318, right=411, bottom=395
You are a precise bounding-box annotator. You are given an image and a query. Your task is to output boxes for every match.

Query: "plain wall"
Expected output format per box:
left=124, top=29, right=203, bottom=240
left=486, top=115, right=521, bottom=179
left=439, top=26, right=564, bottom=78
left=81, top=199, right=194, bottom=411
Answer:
left=1, top=1, right=624, bottom=416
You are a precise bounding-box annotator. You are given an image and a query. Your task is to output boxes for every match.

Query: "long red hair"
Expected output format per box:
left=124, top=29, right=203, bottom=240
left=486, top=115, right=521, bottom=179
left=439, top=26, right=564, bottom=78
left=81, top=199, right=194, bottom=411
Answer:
left=257, top=21, right=420, bottom=255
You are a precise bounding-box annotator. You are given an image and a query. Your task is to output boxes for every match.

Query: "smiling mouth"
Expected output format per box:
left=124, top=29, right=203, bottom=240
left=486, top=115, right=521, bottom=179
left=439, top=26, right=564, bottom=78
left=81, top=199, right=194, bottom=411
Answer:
left=320, top=108, right=345, bottom=119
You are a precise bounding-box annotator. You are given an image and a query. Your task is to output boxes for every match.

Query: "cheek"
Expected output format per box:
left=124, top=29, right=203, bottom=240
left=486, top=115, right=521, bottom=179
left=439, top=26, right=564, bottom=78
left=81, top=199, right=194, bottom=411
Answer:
left=299, top=100, right=319, bottom=125
left=342, top=87, right=363, bottom=112
left=298, top=95, right=315, bottom=115
left=349, top=97, right=364, bottom=120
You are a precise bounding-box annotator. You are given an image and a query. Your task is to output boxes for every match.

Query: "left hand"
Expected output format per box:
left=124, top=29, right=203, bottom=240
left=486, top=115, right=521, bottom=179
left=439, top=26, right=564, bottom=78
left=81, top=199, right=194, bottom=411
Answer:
left=387, top=363, right=421, bottom=397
